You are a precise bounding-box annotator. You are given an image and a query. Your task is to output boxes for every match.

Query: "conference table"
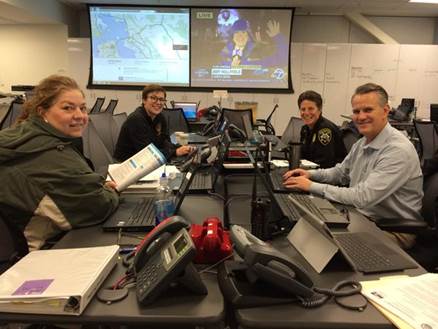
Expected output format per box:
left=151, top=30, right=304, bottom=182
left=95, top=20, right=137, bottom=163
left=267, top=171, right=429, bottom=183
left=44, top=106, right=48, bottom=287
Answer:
left=0, top=170, right=425, bottom=329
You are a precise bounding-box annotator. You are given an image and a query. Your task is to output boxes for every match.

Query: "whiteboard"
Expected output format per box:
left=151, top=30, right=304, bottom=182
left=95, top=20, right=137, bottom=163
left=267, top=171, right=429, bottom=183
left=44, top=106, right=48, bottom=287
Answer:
left=68, top=39, right=438, bottom=134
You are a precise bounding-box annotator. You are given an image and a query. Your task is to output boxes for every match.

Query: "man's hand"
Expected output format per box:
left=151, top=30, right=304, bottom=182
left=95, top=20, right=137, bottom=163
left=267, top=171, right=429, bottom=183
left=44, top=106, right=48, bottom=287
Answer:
left=266, top=20, right=280, bottom=38
left=283, top=175, right=312, bottom=192
left=283, top=168, right=310, bottom=180
left=176, top=145, right=195, bottom=157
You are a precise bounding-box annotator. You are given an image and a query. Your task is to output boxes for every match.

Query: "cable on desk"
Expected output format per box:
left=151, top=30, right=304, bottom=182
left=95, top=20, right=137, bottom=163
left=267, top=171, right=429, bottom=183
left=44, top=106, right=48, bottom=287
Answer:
left=198, top=253, right=234, bottom=275
left=225, top=194, right=251, bottom=208
left=207, top=191, right=226, bottom=201
left=299, top=280, right=367, bottom=311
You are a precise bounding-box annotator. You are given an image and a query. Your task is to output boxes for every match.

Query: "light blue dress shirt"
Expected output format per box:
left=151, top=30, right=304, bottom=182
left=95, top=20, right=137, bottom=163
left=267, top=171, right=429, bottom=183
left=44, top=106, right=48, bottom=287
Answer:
left=309, top=123, right=423, bottom=221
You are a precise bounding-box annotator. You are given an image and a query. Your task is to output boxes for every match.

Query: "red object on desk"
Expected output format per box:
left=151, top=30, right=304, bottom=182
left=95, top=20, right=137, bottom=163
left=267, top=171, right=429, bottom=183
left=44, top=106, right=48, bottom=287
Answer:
left=190, top=217, right=233, bottom=264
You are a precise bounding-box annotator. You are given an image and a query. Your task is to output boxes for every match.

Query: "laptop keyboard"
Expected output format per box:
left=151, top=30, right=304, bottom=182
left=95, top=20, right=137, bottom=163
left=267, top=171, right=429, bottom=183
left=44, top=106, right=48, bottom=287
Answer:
left=288, top=193, right=327, bottom=222
left=334, top=232, right=417, bottom=273
left=128, top=198, right=156, bottom=225
left=190, top=172, right=213, bottom=191
left=269, top=168, right=288, bottom=192
left=275, top=194, right=301, bottom=221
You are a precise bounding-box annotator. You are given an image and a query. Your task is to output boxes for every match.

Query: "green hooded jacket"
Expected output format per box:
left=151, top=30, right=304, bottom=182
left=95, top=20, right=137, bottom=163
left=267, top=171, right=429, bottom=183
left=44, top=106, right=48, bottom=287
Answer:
left=0, top=116, right=119, bottom=250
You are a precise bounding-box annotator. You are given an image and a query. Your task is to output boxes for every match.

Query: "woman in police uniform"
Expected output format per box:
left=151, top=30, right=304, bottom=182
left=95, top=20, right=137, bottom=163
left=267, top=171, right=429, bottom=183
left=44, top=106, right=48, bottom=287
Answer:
left=298, top=90, right=347, bottom=168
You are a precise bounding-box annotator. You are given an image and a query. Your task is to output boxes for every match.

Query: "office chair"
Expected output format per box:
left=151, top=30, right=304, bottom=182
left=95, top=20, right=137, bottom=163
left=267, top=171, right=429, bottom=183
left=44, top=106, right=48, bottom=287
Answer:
left=389, top=98, right=415, bottom=122
left=162, top=108, right=190, bottom=134
left=0, top=97, right=24, bottom=130
left=375, top=171, right=438, bottom=271
left=112, top=112, right=127, bottom=144
left=414, top=119, right=438, bottom=164
left=82, top=120, right=114, bottom=176
left=430, top=104, right=438, bottom=123
left=222, top=108, right=254, bottom=132
left=89, top=97, right=105, bottom=114
left=102, top=99, right=118, bottom=114
left=89, top=112, right=117, bottom=155
left=0, top=214, right=28, bottom=274
left=341, top=126, right=361, bottom=152
left=271, top=116, right=304, bottom=159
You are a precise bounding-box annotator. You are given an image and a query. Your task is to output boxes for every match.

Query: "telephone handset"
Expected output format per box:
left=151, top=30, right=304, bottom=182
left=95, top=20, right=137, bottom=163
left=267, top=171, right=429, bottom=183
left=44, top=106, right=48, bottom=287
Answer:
left=133, top=216, right=207, bottom=305
left=230, top=225, right=314, bottom=299
left=134, top=216, right=189, bottom=272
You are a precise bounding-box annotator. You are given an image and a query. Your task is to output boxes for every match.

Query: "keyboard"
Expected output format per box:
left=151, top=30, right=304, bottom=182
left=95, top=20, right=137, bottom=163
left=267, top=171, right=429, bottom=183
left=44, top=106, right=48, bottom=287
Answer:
left=274, top=194, right=301, bottom=222
left=269, top=168, right=288, bottom=193
left=190, top=171, right=213, bottom=191
left=127, top=198, right=156, bottom=226
left=289, top=193, right=326, bottom=222
left=287, top=193, right=350, bottom=228
left=334, top=232, right=417, bottom=273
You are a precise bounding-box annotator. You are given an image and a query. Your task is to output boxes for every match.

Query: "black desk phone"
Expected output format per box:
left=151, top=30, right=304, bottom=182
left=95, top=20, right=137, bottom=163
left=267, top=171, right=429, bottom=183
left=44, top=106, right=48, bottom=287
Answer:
left=133, top=216, right=207, bottom=305
left=222, top=225, right=366, bottom=310
left=230, top=225, right=315, bottom=298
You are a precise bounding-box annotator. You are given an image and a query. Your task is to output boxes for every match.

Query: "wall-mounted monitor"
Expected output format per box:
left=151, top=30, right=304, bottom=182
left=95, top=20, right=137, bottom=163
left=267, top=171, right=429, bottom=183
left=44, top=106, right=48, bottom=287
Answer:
left=191, top=7, right=294, bottom=91
left=88, top=5, right=190, bottom=88
left=87, top=5, right=294, bottom=92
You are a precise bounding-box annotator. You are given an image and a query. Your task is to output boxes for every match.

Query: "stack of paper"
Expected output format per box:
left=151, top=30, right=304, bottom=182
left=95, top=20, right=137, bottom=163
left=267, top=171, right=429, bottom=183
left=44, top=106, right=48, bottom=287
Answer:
left=107, top=164, right=180, bottom=193
left=361, top=273, right=438, bottom=329
left=0, top=245, right=119, bottom=315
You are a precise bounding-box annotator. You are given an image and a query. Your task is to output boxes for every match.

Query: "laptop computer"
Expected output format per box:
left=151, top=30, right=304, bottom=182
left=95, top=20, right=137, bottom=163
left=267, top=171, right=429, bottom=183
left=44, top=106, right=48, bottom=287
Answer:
left=287, top=197, right=418, bottom=274
left=173, top=102, right=198, bottom=121
left=281, top=193, right=349, bottom=228
left=102, top=166, right=198, bottom=232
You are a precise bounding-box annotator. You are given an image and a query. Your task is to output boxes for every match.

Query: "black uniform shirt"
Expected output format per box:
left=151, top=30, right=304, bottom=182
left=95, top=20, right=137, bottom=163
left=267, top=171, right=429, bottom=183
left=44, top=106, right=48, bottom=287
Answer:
left=300, top=115, right=347, bottom=168
left=113, top=106, right=176, bottom=162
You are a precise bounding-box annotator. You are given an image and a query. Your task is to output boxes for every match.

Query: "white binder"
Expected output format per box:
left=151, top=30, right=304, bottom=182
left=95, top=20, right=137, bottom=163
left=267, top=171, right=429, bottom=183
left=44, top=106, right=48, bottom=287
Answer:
left=0, top=245, right=119, bottom=315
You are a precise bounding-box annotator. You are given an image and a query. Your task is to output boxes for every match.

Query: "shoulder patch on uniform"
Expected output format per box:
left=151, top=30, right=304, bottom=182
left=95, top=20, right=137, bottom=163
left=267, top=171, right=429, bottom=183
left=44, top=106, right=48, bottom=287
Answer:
left=318, top=128, right=332, bottom=146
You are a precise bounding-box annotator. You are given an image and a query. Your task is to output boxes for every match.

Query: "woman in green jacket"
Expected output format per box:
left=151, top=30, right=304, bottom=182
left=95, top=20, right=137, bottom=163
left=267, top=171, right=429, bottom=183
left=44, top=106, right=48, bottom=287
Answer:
left=0, top=75, right=119, bottom=250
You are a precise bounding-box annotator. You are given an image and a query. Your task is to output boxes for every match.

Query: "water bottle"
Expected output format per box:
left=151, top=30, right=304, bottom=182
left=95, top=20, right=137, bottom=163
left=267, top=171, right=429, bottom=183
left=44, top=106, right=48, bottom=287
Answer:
left=154, top=172, right=175, bottom=225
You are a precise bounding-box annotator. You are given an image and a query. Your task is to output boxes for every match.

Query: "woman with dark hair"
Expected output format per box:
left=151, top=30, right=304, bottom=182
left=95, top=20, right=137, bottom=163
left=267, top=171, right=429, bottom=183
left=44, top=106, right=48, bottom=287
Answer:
left=0, top=75, right=119, bottom=250
left=298, top=90, right=347, bottom=168
left=114, top=84, right=193, bottom=162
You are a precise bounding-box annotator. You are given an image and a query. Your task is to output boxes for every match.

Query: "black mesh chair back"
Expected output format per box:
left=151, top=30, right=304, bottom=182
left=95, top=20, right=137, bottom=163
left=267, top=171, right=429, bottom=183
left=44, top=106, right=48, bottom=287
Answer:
left=162, top=108, right=190, bottom=134
left=89, top=97, right=105, bottom=114
left=89, top=112, right=117, bottom=155
left=112, top=112, right=127, bottom=142
left=0, top=214, right=28, bottom=274
left=222, top=108, right=253, bottom=132
left=422, top=171, right=438, bottom=233
left=341, top=128, right=361, bottom=152
left=82, top=120, right=114, bottom=175
left=103, top=99, right=118, bottom=114
left=0, top=98, right=24, bottom=130
left=414, top=120, right=438, bottom=163
left=430, top=104, right=438, bottom=123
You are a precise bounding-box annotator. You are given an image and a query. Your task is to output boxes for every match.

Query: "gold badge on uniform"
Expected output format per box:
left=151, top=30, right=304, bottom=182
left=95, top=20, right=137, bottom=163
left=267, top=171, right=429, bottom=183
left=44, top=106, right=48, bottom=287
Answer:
left=318, top=128, right=332, bottom=146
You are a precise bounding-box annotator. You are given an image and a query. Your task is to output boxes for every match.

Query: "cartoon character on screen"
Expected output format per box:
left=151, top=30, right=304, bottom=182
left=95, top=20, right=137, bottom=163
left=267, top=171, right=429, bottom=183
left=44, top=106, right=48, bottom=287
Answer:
left=216, top=9, right=240, bottom=41
left=220, top=19, right=288, bottom=70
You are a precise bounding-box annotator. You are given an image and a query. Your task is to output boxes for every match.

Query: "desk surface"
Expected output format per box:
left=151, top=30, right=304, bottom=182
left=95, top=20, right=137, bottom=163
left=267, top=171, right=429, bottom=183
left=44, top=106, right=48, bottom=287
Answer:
left=0, top=173, right=425, bottom=329
left=0, top=195, right=225, bottom=328
left=224, top=174, right=425, bottom=329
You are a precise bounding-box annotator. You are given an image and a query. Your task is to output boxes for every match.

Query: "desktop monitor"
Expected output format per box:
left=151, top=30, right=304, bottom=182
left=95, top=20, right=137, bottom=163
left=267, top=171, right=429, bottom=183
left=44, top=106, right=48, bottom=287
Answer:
left=173, top=102, right=198, bottom=121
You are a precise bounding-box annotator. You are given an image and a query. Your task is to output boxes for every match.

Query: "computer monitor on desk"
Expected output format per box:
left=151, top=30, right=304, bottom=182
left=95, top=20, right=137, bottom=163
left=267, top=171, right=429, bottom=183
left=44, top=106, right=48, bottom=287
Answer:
left=173, top=102, right=198, bottom=121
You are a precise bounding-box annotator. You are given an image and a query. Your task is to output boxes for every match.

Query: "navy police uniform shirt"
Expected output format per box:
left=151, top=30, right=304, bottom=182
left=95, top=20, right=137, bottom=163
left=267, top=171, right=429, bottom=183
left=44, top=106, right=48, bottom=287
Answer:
left=300, top=115, right=347, bottom=168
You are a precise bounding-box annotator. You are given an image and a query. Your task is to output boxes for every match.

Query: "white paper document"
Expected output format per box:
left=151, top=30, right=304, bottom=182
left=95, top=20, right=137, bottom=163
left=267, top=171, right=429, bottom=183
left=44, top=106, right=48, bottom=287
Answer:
left=0, top=245, right=119, bottom=315
left=361, top=273, right=438, bottom=329
left=108, top=143, right=166, bottom=191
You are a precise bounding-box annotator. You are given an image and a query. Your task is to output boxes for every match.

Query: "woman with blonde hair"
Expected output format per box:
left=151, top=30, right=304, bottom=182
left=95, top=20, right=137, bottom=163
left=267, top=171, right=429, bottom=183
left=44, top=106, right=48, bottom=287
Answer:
left=0, top=75, right=119, bottom=250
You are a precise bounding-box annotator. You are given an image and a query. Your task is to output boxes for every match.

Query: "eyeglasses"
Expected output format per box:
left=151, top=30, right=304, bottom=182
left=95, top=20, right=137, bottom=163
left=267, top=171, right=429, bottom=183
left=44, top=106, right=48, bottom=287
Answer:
left=148, top=95, right=167, bottom=103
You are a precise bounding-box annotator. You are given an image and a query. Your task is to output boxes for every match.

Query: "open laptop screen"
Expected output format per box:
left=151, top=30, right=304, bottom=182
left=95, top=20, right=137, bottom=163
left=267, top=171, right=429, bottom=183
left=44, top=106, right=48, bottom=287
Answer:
left=174, top=102, right=198, bottom=121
